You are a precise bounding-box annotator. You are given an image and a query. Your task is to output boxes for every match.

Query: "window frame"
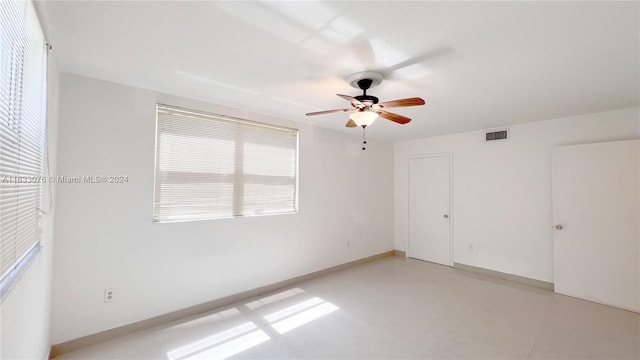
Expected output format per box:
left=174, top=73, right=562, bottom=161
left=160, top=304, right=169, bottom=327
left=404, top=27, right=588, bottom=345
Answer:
left=0, top=0, right=49, bottom=301
left=153, top=104, right=299, bottom=223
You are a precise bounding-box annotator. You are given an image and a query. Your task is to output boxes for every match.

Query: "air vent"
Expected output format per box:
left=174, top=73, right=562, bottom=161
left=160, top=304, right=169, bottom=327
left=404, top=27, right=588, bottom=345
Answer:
left=485, top=129, right=508, bottom=142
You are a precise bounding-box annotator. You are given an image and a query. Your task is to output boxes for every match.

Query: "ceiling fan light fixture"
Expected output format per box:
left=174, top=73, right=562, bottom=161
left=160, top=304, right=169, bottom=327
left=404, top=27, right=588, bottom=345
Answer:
left=350, top=110, right=378, bottom=127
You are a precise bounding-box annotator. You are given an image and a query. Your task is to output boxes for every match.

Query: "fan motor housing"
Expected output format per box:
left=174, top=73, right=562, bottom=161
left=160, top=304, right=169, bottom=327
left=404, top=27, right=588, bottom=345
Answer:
left=353, top=76, right=381, bottom=104
left=355, top=94, right=379, bottom=104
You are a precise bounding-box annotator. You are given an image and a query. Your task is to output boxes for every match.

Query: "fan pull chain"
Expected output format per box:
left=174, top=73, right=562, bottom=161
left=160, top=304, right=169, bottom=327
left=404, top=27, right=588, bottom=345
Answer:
left=362, top=125, right=367, bottom=151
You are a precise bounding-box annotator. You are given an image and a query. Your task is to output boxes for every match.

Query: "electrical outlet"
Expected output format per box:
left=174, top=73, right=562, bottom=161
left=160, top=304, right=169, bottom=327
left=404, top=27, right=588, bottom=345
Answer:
left=104, top=288, right=115, bottom=303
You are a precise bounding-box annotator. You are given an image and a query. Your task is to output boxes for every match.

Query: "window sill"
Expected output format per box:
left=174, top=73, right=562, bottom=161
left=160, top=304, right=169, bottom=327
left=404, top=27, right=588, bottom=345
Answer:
left=0, top=244, right=42, bottom=304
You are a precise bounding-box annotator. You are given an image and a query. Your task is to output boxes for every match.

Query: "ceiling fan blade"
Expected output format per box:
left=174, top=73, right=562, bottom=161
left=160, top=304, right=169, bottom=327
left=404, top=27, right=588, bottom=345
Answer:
left=337, top=94, right=364, bottom=107
left=377, top=110, right=411, bottom=124
left=345, top=119, right=357, bottom=128
left=377, top=97, right=425, bottom=108
left=305, top=108, right=352, bottom=116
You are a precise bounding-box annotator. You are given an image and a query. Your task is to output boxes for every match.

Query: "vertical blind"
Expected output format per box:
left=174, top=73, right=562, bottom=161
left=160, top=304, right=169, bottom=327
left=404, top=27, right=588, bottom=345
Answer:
left=0, top=0, right=47, bottom=279
left=154, top=105, right=298, bottom=222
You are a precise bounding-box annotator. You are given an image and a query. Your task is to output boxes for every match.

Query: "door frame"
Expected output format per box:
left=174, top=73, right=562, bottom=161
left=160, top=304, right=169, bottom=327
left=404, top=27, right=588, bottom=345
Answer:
left=407, top=152, right=454, bottom=266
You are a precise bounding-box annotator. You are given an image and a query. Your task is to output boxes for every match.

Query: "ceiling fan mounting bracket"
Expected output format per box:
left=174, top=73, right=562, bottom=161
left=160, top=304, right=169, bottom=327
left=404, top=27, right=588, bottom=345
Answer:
left=348, top=71, right=383, bottom=90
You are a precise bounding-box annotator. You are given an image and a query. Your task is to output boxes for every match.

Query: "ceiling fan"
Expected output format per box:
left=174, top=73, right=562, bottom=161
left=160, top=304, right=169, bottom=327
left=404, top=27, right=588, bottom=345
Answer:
left=305, top=71, right=426, bottom=129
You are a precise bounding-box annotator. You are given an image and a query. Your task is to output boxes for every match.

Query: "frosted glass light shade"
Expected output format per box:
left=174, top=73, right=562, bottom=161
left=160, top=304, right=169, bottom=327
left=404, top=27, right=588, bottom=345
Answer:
left=350, top=111, right=378, bottom=126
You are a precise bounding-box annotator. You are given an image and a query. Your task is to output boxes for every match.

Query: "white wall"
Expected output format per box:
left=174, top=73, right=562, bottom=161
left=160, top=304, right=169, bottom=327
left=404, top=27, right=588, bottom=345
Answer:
left=395, top=107, right=640, bottom=282
left=0, top=52, right=60, bottom=359
left=50, top=73, right=394, bottom=344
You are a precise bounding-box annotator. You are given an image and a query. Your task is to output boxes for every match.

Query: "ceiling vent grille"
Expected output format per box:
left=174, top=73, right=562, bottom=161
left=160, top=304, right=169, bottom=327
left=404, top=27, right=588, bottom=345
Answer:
left=485, top=129, right=509, bottom=142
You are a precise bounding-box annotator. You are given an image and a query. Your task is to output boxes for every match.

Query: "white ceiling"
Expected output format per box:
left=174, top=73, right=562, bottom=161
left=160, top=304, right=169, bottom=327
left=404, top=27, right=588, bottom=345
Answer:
left=37, top=1, right=639, bottom=142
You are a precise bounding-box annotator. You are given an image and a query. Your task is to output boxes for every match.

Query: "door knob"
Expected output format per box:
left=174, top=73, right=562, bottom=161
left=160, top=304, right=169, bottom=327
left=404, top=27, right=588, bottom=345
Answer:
left=443, top=214, right=449, bottom=219
left=555, top=225, right=563, bottom=230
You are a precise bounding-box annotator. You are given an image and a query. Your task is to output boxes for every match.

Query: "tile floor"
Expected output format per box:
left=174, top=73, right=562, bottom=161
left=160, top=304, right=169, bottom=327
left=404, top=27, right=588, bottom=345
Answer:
left=55, top=257, right=640, bottom=359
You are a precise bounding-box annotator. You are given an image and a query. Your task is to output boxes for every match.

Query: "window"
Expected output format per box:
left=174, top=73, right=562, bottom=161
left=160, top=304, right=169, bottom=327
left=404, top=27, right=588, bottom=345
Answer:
left=154, top=105, right=298, bottom=222
left=0, top=1, right=48, bottom=282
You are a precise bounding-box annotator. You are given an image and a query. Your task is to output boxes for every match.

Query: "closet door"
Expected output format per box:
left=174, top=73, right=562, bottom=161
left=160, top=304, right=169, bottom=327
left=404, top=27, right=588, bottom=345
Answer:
left=552, top=140, right=639, bottom=312
left=408, top=155, right=452, bottom=266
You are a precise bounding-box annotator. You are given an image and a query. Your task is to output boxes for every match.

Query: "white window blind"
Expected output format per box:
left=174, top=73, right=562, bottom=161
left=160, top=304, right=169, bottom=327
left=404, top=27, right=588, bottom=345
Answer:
left=0, top=0, right=47, bottom=280
left=154, top=105, right=298, bottom=222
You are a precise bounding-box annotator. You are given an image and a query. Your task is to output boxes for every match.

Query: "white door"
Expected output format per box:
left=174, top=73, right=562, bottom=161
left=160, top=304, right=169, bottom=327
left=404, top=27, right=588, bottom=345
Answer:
left=552, top=140, right=639, bottom=312
left=408, top=155, right=451, bottom=266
